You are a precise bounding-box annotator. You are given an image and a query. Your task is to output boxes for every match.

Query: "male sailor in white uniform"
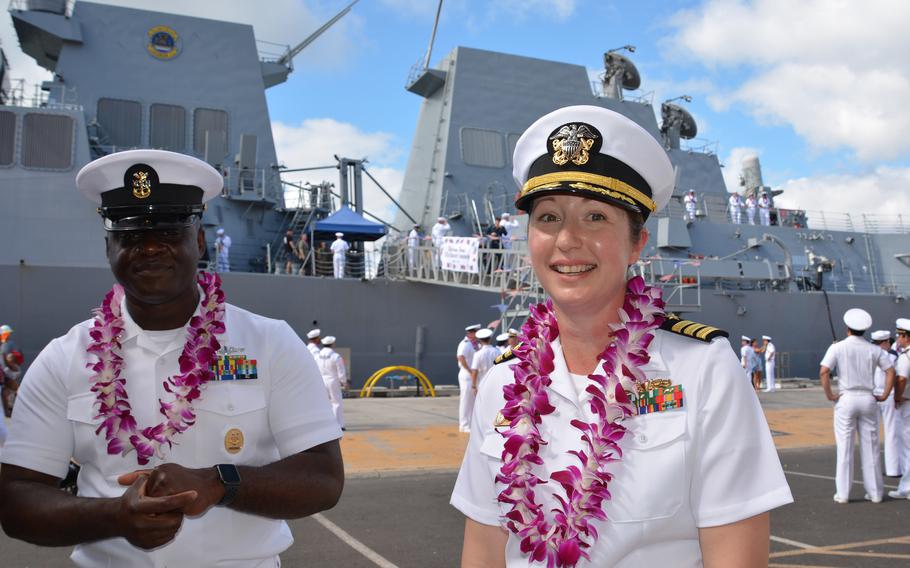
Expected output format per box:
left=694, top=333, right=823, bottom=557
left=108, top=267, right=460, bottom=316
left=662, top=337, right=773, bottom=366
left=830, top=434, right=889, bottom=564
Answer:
left=728, top=192, right=742, bottom=224
left=745, top=193, right=757, bottom=225
left=407, top=224, right=420, bottom=272
left=470, top=329, right=500, bottom=392
left=317, top=336, right=347, bottom=430
left=330, top=232, right=349, bottom=279
left=889, top=319, right=910, bottom=498
left=820, top=309, right=895, bottom=503
left=306, top=328, right=322, bottom=361
left=683, top=189, right=697, bottom=222
left=457, top=324, right=480, bottom=433
left=758, top=191, right=772, bottom=226
left=431, top=216, right=450, bottom=267
left=762, top=335, right=777, bottom=392
left=871, top=329, right=902, bottom=477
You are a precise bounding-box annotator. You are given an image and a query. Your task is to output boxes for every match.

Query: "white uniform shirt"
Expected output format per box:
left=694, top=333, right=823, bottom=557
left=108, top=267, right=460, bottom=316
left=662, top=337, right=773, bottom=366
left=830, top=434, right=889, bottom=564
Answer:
left=873, top=349, right=899, bottom=395
left=407, top=229, right=419, bottom=248
left=896, top=351, right=910, bottom=379
left=728, top=194, right=742, bottom=210
left=741, top=343, right=759, bottom=372
left=457, top=338, right=477, bottom=374
left=1, top=302, right=341, bottom=568
left=684, top=193, right=697, bottom=207
left=470, top=345, right=500, bottom=382
left=820, top=335, right=894, bottom=392
left=306, top=341, right=321, bottom=361
left=764, top=341, right=776, bottom=363
left=745, top=196, right=756, bottom=209
left=758, top=196, right=771, bottom=209
left=330, top=238, right=349, bottom=256
left=317, top=347, right=347, bottom=386
left=431, top=221, right=450, bottom=244
left=451, top=332, right=792, bottom=567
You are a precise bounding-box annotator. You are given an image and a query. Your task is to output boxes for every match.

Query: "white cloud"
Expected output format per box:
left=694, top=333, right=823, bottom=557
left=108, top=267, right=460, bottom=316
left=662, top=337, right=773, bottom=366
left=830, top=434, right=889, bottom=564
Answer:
left=272, top=118, right=405, bottom=225
left=774, top=167, right=910, bottom=222
left=667, top=0, right=910, bottom=162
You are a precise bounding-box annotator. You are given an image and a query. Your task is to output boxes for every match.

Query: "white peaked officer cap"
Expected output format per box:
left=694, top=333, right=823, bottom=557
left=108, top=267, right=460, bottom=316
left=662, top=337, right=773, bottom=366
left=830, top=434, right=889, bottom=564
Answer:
left=437, top=216, right=446, bottom=222
left=465, top=324, right=481, bottom=332
left=335, top=232, right=344, bottom=237
left=741, top=335, right=751, bottom=342
left=306, top=329, right=321, bottom=339
left=475, top=328, right=494, bottom=340
left=871, top=330, right=891, bottom=341
left=762, top=335, right=772, bottom=340
left=896, top=318, right=910, bottom=333
left=512, top=105, right=674, bottom=220
left=321, top=336, right=336, bottom=346
left=501, top=212, right=511, bottom=218
left=508, top=328, right=519, bottom=337
left=496, top=333, right=510, bottom=342
left=843, top=308, right=872, bottom=331
left=76, top=149, right=222, bottom=231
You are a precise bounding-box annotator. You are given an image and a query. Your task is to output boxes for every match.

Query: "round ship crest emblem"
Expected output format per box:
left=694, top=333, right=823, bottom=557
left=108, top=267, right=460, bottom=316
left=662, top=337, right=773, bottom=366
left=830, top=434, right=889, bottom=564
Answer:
left=147, top=25, right=181, bottom=60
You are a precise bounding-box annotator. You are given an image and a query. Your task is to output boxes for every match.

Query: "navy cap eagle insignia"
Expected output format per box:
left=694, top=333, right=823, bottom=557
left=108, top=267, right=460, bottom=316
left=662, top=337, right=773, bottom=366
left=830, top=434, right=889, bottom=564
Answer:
left=549, top=123, right=598, bottom=166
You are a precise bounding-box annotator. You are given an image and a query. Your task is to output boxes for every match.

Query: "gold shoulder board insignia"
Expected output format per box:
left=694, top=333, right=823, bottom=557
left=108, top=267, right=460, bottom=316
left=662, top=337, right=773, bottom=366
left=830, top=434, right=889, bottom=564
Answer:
left=660, top=316, right=729, bottom=343
left=494, top=345, right=520, bottom=365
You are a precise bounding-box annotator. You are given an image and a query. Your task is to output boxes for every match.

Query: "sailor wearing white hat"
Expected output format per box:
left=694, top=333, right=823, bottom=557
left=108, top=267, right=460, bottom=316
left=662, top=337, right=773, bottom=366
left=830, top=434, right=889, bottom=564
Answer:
left=306, top=328, right=322, bottom=360
left=506, top=328, right=520, bottom=349
left=683, top=188, right=697, bottom=222
left=495, top=333, right=510, bottom=353
left=453, top=106, right=791, bottom=567
left=431, top=216, right=451, bottom=267
left=889, top=319, right=910, bottom=498
left=758, top=191, right=772, bottom=226
left=728, top=192, right=743, bottom=224
left=740, top=336, right=760, bottom=388
left=330, top=232, right=349, bottom=279
left=1, top=150, right=343, bottom=564
left=470, top=329, right=499, bottom=395
left=820, top=308, right=895, bottom=503
left=870, top=330, right=903, bottom=477
left=760, top=335, right=777, bottom=392
left=407, top=224, right=421, bottom=272
left=317, top=336, right=347, bottom=429
left=456, top=324, right=481, bottom=432
left=499, top=211, right=520, bottom=251
left=214, top=227, right=232, bottom=272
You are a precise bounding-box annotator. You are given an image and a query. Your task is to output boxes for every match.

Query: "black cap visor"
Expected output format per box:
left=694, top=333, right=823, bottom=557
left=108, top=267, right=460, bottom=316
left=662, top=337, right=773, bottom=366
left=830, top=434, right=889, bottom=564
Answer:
left=101, top=205, right=203, bottom=232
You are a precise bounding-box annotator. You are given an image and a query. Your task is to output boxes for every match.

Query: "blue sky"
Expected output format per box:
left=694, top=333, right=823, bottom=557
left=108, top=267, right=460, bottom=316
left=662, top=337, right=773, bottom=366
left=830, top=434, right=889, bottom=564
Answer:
left=4, top=0, right=909, bottom=218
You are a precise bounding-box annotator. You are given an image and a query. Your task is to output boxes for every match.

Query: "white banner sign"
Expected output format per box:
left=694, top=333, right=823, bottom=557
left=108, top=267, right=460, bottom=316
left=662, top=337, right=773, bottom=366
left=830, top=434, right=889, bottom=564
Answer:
left=440, top=236, right=479, bottom=274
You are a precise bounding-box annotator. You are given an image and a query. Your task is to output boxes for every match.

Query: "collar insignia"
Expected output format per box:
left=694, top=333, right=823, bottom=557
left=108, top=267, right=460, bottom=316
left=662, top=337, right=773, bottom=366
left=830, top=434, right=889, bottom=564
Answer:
left=549, top=123, right=598, bottom=166
left=494, top=411, right=510, bottom=428
left=131, top=170, right=152, bottom=199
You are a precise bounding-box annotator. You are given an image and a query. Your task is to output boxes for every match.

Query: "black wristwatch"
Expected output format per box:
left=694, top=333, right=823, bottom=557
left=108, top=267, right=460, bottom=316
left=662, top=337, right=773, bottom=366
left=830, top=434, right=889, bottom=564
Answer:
left=214, top=464, right=242, bottom=507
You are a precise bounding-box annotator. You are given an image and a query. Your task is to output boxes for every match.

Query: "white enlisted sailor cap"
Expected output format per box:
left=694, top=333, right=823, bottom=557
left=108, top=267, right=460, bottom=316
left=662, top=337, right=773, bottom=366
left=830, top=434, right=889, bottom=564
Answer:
left=896, top=318, right=910, bottom=333
left=496, top=333, right=510, bottom=342
left=437, top=216, right=446, bottom=222
left=475, top=328, right=493, bottom=340
left=741, top=335, right=751, bottom=342
left=871, top=330, right=891, bottom=341
left=762, top=335, right=772, bottom=340
left=76, top=149, right=222, bottom=231
left=321, top=336, right=336, bottom=346
left=216, top=228, right=225, bottom=235
left=306, top=328, right=321, bottom=339
left=465, top=324, right=481, bottom=332
left=501, top=212, right=511, bottom=218
left=512, top=105, right=674, bottom=220
left=335, top=232, right=344, bottom=237
left=843, top=308, right=872, bottom=331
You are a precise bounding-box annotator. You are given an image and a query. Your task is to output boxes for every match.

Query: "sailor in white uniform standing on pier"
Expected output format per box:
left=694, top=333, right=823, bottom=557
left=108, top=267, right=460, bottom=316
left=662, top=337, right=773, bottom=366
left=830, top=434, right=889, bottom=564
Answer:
left=762, top=335, right=777, bottom=392
left=820, top=309, right=894, bottom=503
left=456, top=324, right=480, bottom=432
left=470, top=329, right=500, bottom=392
left=889, top=319, right=910, bottom=497
left=306, top=328, right=322, bottom=361
left=871, top=329, right=902, bottom=477
left=318, top=336, right=347, bottom=430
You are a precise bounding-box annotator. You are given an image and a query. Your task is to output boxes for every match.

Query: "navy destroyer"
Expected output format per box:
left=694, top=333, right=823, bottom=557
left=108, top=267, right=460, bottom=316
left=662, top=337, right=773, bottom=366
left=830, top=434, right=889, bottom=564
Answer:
left=1, top=0, right=908, bottom=385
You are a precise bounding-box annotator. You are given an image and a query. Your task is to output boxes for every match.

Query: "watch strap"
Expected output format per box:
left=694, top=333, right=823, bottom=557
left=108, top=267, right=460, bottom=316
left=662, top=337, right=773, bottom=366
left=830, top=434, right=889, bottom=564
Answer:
left=215, top=464, right=241, bottom=507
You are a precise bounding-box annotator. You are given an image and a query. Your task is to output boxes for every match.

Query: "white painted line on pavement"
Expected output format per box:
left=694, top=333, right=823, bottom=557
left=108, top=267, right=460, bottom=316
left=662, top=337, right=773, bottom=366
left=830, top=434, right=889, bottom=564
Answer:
left=312, top=513, right=400, bottom=568
left=784, top=469, right=898, bottom=489
left=770, top=535, right=816, bottom=549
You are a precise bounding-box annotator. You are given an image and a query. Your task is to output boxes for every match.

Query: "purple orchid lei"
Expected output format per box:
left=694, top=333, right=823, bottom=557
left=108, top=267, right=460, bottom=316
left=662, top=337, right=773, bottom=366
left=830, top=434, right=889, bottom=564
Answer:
left=496, top=276, right=665, bottom=567
left=87, top=272, right=226, bottom=465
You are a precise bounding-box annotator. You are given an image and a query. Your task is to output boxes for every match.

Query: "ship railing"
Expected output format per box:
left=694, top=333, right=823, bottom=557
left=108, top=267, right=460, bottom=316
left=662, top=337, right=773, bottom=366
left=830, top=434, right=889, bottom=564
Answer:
left=222, top=166, right=272, bottom=201
left=257, top=39, right=290, bottom=64
left=271, top=246, right=385, bottom=280
left=1, top=79, right=81, bottom=110
left=680, top=138, right=719, bottom=156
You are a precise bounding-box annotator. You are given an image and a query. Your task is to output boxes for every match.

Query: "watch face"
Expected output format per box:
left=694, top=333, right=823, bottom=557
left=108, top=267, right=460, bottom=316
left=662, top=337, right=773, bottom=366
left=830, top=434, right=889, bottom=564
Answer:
left=218, top=464, right=241, bottom=484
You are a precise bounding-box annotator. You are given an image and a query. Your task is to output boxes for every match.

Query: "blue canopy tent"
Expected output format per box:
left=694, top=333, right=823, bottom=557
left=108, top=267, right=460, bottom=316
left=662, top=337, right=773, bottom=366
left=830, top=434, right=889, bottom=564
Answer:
left=312, top=206, right=387, bottom=242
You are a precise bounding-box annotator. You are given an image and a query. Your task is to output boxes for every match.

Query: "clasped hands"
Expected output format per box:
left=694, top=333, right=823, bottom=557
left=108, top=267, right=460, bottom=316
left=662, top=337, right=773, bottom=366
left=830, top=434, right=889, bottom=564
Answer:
left=113, top=463, right=225, bottom=550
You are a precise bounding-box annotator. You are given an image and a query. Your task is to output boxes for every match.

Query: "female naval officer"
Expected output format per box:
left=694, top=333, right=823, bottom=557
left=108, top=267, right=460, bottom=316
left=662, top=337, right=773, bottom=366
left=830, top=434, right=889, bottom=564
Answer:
left=450, top=106, right=793, bottom=568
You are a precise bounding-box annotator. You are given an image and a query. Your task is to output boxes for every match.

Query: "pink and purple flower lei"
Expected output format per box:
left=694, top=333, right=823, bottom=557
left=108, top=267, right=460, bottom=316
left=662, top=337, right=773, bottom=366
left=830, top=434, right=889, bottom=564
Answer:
left=87, top=272, right=226, bottom=465
left=496, top=276, right=665, bottom=567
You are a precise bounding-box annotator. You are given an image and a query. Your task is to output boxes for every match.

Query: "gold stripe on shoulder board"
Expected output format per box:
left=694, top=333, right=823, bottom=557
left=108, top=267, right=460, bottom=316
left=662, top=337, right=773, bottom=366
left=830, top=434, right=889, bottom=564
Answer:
left=660, top=317, right=728, bottom=343
left=495, top=344, right=520, bottom=365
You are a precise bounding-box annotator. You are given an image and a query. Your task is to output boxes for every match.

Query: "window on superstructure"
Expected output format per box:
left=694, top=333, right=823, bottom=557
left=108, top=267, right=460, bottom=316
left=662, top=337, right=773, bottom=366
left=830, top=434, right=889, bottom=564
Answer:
left=460, top=128, right=505, bottom=168
left=193, top=108, right=228, bottom=165
left=150, top=104, right=186, bottom=152
left=22, top=113, right=74, bottom=169
left=0, top=111, right=15, bottom=166
left=96, top=98, right=141, bottom=149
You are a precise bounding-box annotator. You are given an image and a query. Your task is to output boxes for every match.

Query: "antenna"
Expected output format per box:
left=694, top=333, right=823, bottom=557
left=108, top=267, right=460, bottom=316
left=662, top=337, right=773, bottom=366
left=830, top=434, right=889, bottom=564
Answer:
left=601, top=45, right=640, bottom=100
left=660, top=96, right=697, bottom=149
left=422, top=0, right=445, bottom=70
left=277, top=0, right=359, bottom=67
